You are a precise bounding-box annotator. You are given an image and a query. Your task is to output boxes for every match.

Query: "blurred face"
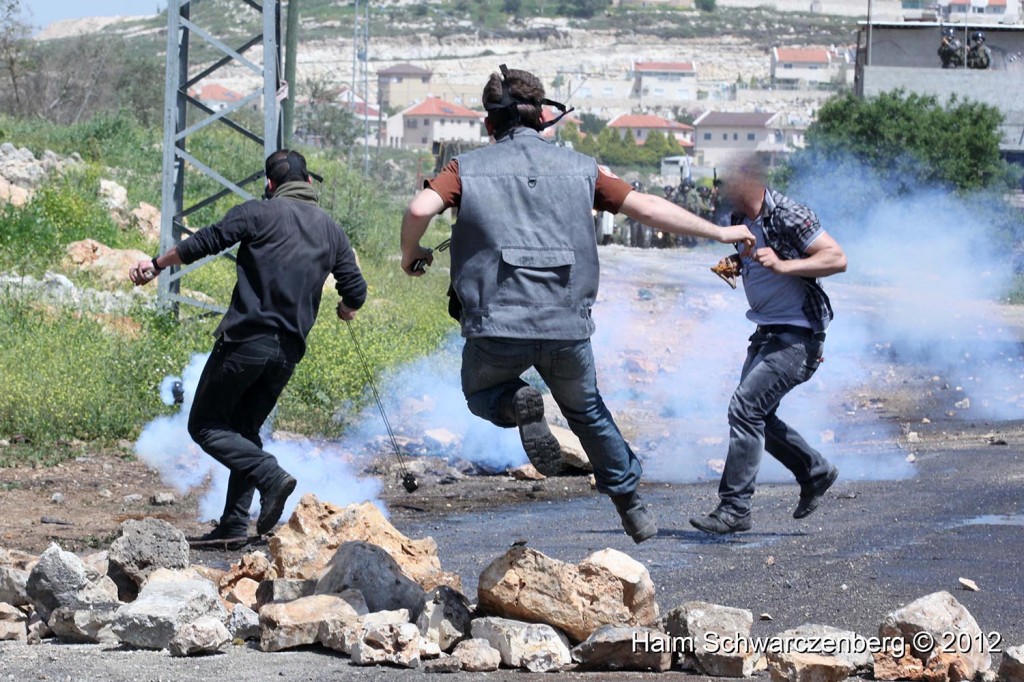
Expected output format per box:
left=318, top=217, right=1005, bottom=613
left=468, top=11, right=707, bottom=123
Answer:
left=720, top=174, right=765, bottom=220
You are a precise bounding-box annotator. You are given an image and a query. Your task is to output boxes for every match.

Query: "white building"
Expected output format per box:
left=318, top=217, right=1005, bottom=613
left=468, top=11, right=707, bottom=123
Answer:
left=386, top=96, right=484, bottom=150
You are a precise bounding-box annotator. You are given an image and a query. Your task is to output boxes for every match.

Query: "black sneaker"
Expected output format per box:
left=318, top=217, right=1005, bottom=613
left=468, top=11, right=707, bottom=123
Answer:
left=689, top=508, right=753, bottom=535
left=187, top=525, right=250, bottom=550
left=793, top=465, right=839, bottom=519
left=512, top=386, right=565, bottom=476
left=256, top=473, right=297, bottom=535
left=612, top=491, right=658, bottom=544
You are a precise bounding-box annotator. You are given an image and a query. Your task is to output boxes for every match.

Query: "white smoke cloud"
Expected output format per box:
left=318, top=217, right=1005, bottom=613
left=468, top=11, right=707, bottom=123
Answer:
left=135, top=352, right=383, bottom=525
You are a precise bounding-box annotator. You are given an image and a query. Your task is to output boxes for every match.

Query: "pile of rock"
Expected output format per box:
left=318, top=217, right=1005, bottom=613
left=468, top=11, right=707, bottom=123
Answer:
left=1, top=494, right=1022, bottom=679
left=0, top=143, right=82, bottom=208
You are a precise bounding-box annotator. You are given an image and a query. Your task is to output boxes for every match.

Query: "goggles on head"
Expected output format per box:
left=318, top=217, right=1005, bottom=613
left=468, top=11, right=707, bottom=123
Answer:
left=483, top=64, right=575, bottom=134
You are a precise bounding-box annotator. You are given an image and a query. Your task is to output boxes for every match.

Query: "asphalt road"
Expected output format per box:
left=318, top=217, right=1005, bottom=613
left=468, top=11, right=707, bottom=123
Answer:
left=2, top=423, right=1022, bottom=681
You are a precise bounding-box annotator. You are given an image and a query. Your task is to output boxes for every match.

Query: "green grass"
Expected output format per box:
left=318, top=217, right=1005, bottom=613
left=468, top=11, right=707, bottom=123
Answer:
left=0, top=113, right=458, bottom=458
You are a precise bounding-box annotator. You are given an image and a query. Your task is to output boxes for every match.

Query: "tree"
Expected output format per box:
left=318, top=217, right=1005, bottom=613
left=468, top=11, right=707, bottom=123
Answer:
left=298, top=76, right=361, bottom=150
left=789, top=89, right=1008, bottom=194
left=0, top=0, right=32, bottom=116
left=556, top=0, right=611, bottom=18
left=578, top=112, right=606, bottom=136
left=695, top=0, right=717, bottom=12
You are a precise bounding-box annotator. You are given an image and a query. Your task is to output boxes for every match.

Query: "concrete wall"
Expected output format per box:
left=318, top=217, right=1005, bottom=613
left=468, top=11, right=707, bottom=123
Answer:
left=861, top=66, right=1024, bottom=150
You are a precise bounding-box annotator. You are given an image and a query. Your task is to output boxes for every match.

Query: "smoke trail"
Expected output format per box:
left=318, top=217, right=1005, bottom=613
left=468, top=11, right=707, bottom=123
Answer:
left=135, top=353, right=383, bottom=525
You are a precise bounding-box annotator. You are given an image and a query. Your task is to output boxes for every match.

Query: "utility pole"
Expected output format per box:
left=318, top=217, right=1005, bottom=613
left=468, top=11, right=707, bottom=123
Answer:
left=283, top=0, right=300, bottom=147
left=352, top=0, right=371, bottom=175
left=159, top=0, right=282, bottom=316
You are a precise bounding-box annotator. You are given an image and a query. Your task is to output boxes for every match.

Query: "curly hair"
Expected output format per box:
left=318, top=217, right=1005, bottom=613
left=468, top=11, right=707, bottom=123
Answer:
left=482, top=68, right=545, bottom=133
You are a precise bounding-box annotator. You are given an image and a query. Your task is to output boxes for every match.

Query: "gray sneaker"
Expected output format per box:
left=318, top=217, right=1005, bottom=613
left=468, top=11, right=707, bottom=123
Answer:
left=511, top=386, right=565, bottom=476
left=689, top=508, right=753, bottom=535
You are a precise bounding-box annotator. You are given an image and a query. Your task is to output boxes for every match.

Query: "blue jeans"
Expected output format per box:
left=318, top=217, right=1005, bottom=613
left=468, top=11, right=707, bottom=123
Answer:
left=461, top=337, right=642, bottom=496
left=188, top=334, right=299, bottom=532
left=718, top=328, right=832, bottom=517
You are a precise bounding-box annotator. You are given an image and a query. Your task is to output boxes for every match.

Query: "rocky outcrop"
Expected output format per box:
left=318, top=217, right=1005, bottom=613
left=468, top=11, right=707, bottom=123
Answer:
left=470, top=616, right=572, bottom=672
left=269, top=496, right=460, bottom=592
left=572, top=624, right=673, bottom=671
left=664, top=601, right=758, bottom=677
left=873, top=591, right=991, bottom=682
left=477, top=546, right=658, bottom=643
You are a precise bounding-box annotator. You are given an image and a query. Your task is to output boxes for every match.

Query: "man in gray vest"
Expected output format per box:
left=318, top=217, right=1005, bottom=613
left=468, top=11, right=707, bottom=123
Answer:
left=400, top=66, right=754, bottom=543
left=690, top=161, right=847, bottom=535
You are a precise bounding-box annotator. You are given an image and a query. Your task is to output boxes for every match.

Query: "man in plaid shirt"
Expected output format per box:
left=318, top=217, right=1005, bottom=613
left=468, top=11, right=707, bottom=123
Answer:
left=691, top=163, right=848, bottom=534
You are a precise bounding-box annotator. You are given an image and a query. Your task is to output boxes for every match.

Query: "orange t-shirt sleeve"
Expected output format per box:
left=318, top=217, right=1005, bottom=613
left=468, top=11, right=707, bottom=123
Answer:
left=594, top=165, right=633, bottom=214
left=424, top=159, right=461, bottom=209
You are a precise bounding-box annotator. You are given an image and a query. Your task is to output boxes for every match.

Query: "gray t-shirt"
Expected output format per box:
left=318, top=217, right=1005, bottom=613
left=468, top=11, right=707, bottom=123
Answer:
left=741, top=193, right=823, bottom=328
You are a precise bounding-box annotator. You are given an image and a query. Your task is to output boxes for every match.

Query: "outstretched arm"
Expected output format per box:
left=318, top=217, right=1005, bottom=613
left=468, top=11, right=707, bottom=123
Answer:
left=619, top=191, right=755, bottom=252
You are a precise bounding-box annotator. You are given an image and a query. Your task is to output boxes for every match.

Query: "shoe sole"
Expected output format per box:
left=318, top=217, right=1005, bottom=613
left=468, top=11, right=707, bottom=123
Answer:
left=688, top=516, right=752, bottom=535
left=793, top=466, right=839, bottom=519
left=257, top=476, right=297, bottom=535
left=514, top=388, right=564, bottom=477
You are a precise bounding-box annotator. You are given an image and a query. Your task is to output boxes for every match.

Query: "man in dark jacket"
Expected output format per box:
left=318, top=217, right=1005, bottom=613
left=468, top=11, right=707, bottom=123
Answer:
left=400, top=66, right=754, bottom=543
left=130, top=149, right=367, bottom=542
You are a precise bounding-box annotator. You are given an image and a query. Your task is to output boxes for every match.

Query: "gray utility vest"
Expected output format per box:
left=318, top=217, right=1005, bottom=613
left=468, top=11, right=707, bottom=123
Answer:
left=451, top=127, right=599, bottom=340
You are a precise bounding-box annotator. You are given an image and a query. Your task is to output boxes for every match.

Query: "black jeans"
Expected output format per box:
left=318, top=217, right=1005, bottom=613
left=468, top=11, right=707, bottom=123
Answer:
left=718, top=327, right=832, bottom=517
left=187, top=334, right=299, bottom=533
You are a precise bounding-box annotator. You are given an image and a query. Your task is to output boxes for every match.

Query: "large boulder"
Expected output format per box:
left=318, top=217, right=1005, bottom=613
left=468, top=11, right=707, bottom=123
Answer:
left=99, top=179, right=129, bottom=214
left=316, top=541, right=426, bottom=619
left=572, top=624, right=673, bottom=672
left=129, top=202, right=161, bottom=242
left=470, top=616, right=572, bottom=673
left=63, top=239, right=151, bottom=291
left=768, top=651, right=855, bottom=682
left=774, top=623, right=873, bottom=672
left=873, top=591, right=991, bottom=682
left=999, top=645, right=1024, bottom=682
left=108, top=518, right=190, bottom=600
left=350, top=622, right=423, bottom=668
left=477, top=546, right=658, bottom=643
left=268, top=496, right=460, bottom=592
left=25, top=543, right=117, bottom=622
left=258, top=591, right=366, bottom=652
left=48, top=604, right=120, bottom=644
left=453, top=638, right=502, bottom=672
left=168, top=616, right=232, bottom=657
left=111, top=575, right=227, bottom=650
left=664, top=601, right=758, bottom=677
left=0, top=566, right=30, bottom=606
left=416, top=585, right=472, bottom=653
left=0, top=602, right=27, bottom=641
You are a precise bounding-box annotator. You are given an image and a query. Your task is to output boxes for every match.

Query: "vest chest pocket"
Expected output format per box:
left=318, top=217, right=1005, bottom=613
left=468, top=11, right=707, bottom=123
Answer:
left=497, top=247, right=575, bottom=308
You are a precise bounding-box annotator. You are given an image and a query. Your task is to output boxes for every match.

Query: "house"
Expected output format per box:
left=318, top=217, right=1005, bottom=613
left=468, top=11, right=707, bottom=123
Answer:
left=692, top=111, right=788, bottom=167
left=770, top=47, right=836, bottom=86
left=630, top=61, right=699, bottom=105
left=189, top=83, right=253, bottom=112
left=386, top=96, right=484, bottom=150
left=376, top=63, right=433, bottom=111
left=608, top=113, right=694, bottom=147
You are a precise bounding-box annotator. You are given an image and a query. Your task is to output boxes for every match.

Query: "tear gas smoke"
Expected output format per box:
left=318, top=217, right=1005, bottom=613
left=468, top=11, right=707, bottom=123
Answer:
left=135, top=353, right=383, bottom=525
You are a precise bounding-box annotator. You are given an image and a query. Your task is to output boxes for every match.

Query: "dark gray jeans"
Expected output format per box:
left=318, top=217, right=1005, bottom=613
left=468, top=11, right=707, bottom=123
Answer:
left=461, top=337, right=642, bottom=496
left=187, top=334, right=299, bottom=533
left=718, top=327, right=832, bottom=517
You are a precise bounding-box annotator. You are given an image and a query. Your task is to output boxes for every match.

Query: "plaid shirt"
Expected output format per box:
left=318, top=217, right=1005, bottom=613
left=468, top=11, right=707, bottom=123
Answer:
left=733, top=188, right=834, bottom=331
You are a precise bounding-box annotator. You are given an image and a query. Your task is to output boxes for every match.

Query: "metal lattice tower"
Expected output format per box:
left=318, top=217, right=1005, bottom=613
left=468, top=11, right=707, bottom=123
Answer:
left=159, top=0, right=283, bottom=315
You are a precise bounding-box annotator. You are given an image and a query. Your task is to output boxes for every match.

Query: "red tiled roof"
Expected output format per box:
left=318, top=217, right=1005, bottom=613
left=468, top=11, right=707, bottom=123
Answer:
left=634, top=61, right=696, bottom=73
left=609, top=114, right=694, bottom=131
left=774, top=48, right=831, bottom=63
left=195, top=83, right=244, bottom=102
left=403, top=97, right=482, bottom=119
